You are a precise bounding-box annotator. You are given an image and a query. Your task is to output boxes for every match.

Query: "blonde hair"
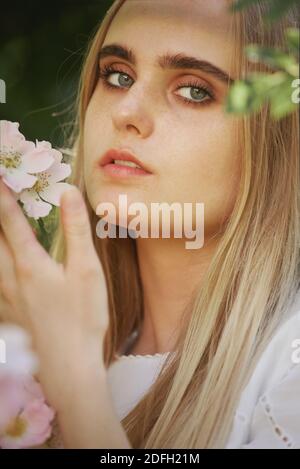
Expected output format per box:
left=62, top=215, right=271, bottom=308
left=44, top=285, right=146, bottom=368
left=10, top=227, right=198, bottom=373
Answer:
left=51, top=0, right=299, bottom=448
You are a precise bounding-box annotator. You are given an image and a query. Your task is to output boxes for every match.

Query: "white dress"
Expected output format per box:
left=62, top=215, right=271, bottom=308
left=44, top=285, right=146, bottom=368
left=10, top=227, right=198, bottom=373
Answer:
left=107, top=291, right=300, bottom=449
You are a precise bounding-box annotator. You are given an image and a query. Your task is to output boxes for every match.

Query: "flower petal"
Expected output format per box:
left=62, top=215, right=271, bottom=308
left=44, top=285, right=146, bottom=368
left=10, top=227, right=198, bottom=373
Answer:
left=3, top=400, right=55, bottom=448
left=20, top=148, right=54, bottom=174
left=24, top=201, right=52, bottom=219
left=18, top=189, right=36, bottom=203
left=19, top=190, right=52, bottom=219
left=0, top=120, right=25, bottom=151
left=2, top=170, right=37, bottom=193
left=0, top=375, right=25, bottom=433
left=15, top=140, right=35, bottom=155
left=36, top=141, right=63, bottom=164
left=47, top=162, right=71, bottom=184
left=22, top=400, right=55, bottom=434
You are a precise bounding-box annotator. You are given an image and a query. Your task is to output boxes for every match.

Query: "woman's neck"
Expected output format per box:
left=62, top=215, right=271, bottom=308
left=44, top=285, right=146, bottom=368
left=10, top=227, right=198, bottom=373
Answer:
left=134, top=235, right=220, bottom=355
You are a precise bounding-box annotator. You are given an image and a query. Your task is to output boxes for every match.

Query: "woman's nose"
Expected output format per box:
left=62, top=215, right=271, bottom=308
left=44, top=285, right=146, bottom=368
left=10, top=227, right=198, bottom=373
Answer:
left=111, top=84, right=155, bottom=138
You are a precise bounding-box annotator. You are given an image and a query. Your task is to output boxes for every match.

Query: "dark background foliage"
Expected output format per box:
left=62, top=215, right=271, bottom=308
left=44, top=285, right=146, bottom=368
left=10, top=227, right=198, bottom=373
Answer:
left=0, top=0, right=114, bottom=147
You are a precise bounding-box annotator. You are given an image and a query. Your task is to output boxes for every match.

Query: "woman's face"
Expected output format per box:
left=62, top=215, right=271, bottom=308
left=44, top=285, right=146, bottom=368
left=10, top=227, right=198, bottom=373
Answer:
left=83, top=0, right=241, bottom=238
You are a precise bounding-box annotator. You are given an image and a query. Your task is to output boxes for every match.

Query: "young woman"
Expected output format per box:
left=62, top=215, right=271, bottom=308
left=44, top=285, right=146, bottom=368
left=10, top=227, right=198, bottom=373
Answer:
left=0, top=0, right=299, bottom=449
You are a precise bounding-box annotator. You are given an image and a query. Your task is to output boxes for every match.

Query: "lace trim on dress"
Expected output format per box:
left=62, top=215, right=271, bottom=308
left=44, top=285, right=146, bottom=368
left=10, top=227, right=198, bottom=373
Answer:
left=115, top=329, right=173, bottom=360
left=259, top=394, right=294, bottom=448
left=114, top=351, right=172, bottom=360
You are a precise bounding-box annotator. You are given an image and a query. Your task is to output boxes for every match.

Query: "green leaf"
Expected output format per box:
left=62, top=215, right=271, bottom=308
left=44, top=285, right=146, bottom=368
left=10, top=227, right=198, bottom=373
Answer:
left=245, top=45, right=299, bottom=77
left=269, top=76, right=299, bottom=119
left=226, top=79, right=264, bottom=114
left=250, top=71, right=287, bottom=96
left=225, top=71, right=299, bottom=119
left=286, top=28, right=300, bottom=54
left=227, top=2, right=299, bottom=120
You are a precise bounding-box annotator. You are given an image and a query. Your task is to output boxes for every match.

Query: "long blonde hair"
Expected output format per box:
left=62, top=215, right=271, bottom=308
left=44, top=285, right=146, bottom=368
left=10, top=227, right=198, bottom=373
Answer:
left=51, top=0, right=299, bottom=448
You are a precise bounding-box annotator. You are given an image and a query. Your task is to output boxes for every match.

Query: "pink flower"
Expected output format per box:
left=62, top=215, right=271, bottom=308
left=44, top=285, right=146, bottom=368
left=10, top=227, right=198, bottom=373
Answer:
left=0, top=121, right=54, bottom=193
left=18, top=144, right=72, bottom=219
left=0, top=324, right=39, bottom=430
left=0, top=374, right=25, bottom=433
left=0, top=325, right=55, bottom=448
left=0, top=374, right=55, bottom=449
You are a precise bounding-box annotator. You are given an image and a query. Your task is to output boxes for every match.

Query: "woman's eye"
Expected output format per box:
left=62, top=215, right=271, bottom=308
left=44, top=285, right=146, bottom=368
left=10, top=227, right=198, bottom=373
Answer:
left=99, top=66, right=215, bottom=106
left=175, top=85, right=213, bottom=105
left=99, top=67, right=134, bottom=89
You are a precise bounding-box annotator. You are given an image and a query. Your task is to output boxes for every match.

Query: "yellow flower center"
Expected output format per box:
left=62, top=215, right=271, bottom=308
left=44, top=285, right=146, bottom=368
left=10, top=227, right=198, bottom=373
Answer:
left=5, top=415, right=27, bottom=438
left=0, top=151, right=22, bottom=169
left=32, top=171, right=50, bottom=193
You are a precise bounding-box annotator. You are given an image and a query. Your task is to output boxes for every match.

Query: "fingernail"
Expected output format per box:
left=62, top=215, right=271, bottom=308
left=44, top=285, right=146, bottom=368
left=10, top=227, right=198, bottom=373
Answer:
left=62, top=187, right=83, bottom=212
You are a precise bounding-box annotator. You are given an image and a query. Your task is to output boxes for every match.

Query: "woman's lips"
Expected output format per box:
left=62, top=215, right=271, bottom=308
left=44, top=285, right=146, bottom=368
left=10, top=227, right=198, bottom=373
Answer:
left=99, top=148, right=153, bottom=178
left=101, top=162, right=152, bottom=178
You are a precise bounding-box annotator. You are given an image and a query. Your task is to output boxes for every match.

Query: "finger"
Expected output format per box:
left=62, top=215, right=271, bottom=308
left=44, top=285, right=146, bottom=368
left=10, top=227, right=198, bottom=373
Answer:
left=0, top=179, right=49, bottom=267
left=60, top=186, right=98, bottom=268
left=0, top=231, right=18, bottom=303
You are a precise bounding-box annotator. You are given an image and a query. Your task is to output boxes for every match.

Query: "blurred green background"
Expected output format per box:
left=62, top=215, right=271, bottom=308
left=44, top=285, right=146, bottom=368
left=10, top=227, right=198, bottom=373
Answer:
left=0, top=1, right=115, bottom=249
left=0, top=0, right=114, bottom=147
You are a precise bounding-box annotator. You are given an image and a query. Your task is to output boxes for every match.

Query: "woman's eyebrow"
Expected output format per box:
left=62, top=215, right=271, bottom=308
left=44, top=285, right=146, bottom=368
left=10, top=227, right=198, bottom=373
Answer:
left=99, top=43, right=234, bottom=85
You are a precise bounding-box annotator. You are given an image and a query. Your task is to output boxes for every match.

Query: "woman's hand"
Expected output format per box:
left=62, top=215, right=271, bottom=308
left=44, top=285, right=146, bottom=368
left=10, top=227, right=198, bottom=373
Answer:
left=0, top=179, right=109, bottom=408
